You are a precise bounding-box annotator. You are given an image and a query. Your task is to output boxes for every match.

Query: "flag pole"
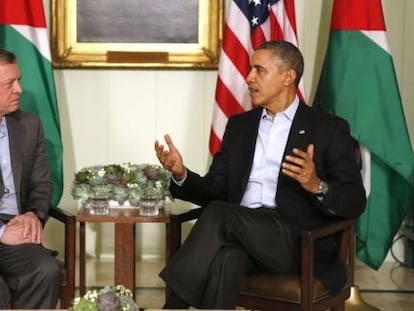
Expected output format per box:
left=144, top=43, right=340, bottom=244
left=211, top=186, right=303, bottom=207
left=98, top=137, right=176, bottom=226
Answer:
left=345, top=232, right=380, bottom=311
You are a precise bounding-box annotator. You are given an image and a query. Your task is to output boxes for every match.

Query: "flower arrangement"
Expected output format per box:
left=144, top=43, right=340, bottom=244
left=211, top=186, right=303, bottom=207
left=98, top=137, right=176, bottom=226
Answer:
left=70, top=285, right=138, bottom=311
left=71, top=163, right=171, bottom=207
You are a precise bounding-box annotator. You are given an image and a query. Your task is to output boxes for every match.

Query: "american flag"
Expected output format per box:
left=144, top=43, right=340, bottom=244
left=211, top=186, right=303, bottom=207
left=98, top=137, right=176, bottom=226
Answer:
left=209, top=0, right=305, bottom=155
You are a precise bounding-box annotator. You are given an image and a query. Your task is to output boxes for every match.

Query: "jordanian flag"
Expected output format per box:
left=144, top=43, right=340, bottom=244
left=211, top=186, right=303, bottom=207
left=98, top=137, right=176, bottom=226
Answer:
left=0, top=0, right=63, bottom=206
left=315, top=0, right=414, bottom=269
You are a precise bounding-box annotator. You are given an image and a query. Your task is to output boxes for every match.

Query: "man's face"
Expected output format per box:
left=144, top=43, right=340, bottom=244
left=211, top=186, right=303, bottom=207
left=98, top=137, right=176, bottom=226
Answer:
left=0, top=62, right=22, bottom=116
left=246, top=49, right=290, bottom=108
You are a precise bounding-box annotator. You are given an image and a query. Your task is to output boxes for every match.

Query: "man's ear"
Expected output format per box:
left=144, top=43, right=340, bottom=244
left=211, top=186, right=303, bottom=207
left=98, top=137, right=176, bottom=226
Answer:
left=284, top=69, right=297, bottom=86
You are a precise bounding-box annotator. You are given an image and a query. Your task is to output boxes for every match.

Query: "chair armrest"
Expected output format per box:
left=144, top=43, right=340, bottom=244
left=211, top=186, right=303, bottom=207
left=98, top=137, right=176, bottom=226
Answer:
left=300, top=218, right=355, bottom=306
left=49, top=206, right=75, bottom=224
left=303, top=218, right=355, bottom=241
left=170, top=206, right=203, bottom=223
left=48, top=206, right=76, bottom=289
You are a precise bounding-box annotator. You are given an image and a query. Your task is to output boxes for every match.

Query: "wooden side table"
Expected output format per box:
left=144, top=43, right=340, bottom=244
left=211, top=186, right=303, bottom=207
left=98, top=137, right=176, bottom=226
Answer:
left=76, top=204, right=202, bottom=298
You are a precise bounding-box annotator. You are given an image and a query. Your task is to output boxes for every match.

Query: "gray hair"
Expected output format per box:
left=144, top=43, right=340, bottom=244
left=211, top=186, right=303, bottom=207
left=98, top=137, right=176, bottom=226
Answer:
left=0, top=48, right=17, bottom=65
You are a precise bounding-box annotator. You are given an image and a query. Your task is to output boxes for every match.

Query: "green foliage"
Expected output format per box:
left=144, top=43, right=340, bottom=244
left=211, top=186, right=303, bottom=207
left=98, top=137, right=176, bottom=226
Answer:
left=71, top=163, right=171, bottom=206
left=70, top=285, right=138, bottom=311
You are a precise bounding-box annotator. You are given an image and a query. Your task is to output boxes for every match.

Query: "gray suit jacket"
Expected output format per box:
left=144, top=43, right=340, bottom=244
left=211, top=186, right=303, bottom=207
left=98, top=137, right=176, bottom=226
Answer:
left=0, top=110, right=52, bottom=226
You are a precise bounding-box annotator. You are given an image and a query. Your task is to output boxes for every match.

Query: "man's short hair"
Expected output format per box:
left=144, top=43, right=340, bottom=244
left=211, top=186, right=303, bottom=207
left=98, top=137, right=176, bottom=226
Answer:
left=0, top=48, right=17, bottom=65
left=256, top=40, right=304, bottom=86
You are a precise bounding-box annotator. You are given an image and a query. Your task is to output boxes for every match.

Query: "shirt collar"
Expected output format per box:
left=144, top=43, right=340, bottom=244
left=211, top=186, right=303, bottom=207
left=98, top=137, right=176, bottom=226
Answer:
left=261, top=95, right=300, bottom=121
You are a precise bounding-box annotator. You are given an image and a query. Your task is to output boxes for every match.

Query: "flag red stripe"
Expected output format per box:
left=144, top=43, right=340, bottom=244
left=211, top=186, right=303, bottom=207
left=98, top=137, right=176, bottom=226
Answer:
left=331, top=0, right=385, bottom=30
left=222, top=24, right=250, bottom=79
left=283, top=0, right=298, bottom=35
left=215, top=77, right=245, bottom=117
left=269, top=11, right=283, bottom=40
left=209, top=130, right=222, bottom=157
left=251, top=27, right=267, bottom=50
left=0, top=0, right=46, bottom=27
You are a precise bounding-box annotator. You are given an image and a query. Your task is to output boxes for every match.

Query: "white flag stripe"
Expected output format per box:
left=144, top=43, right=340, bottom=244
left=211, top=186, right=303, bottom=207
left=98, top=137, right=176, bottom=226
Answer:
left=360, top=144, right=371, bottom=197
left=211, top=103, right=231, bottom=142
left=361, top=30, right=390, bottom=54
left=272, top=0, right=297, bottom=44
left=12, top=25, right=51, bottom=60
left=226, top=2, right=254, bottom=55
left=219, top=52, right=251, bottom=110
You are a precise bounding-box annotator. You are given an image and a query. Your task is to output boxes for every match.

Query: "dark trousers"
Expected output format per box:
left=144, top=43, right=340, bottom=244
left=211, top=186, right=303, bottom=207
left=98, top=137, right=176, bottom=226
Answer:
left=160, top=201, right=297, bottom=309
left=0, top=243, right=60, bottom=309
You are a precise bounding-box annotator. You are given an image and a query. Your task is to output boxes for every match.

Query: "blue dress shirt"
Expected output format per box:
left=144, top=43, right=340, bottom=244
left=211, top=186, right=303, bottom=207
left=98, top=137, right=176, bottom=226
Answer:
left=240, top=97, right=299, bottom=208
left=0, top=116, right=19, bottom=238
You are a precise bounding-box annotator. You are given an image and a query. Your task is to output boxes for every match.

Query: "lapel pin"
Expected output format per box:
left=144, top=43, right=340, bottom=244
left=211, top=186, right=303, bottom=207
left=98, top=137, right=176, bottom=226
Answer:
left=299, top=129, right=306, bottom=135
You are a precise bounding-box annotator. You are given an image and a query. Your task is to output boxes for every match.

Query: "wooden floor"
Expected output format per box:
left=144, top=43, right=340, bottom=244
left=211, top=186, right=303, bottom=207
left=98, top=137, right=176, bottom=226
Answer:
left=79, top=258, right=414, bottom=310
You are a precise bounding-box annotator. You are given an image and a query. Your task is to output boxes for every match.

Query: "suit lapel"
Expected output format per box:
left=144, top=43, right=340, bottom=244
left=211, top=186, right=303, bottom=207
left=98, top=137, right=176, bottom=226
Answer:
left=5, top=113, right=24, bottom=202
left=278, top=103, right=314, bottom=187
left=284, top=103, right=313, bottom=155
left=239, top=108, right=262, bottom=189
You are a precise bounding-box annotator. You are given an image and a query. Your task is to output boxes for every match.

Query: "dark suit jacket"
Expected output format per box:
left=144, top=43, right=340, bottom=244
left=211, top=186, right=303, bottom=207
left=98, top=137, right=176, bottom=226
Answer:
left=0, top=110, right=52, bottom=226
left=170, top=103, right=366, bottom=293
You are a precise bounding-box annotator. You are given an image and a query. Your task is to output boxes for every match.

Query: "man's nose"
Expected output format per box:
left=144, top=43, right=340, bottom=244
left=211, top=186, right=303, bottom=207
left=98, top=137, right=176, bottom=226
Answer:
left=246, top=70, right=255, bottom=83
left=13, top=81, right=23, bottom=94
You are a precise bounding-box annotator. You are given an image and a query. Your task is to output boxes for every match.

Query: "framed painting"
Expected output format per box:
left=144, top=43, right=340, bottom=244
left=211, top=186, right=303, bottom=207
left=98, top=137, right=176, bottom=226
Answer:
left=51, top=0, right=223, bottom=69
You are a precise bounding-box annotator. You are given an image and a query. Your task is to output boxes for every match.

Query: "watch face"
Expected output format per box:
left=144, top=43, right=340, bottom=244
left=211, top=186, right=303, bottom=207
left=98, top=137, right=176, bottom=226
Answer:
left=319, top=181, right=329, bottom=195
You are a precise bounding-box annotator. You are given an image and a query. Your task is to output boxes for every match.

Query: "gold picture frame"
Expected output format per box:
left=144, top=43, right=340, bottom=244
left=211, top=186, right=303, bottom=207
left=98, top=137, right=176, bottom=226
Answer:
left=52, top=0, right=223, bottom=69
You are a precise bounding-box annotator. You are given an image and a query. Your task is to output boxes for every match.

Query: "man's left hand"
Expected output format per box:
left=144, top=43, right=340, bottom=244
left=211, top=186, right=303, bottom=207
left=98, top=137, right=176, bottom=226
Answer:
left=281, top=144, right=320, bottom=194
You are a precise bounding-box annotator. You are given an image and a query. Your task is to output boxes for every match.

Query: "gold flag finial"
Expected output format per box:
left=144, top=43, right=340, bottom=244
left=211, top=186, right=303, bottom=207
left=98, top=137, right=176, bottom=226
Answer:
left=345, top=286, right=381, bottom=311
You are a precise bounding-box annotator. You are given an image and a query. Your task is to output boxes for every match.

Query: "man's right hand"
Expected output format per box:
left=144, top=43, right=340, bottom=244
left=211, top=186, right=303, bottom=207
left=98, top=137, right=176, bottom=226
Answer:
left=155, top=134, right=186, bottom=181
left=0, top=220, right=33, bottom=245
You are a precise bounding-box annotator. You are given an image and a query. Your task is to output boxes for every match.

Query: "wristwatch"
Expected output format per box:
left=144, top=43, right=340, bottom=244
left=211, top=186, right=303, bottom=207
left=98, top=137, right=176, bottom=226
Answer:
left=317, top=180, right=329, bottom=197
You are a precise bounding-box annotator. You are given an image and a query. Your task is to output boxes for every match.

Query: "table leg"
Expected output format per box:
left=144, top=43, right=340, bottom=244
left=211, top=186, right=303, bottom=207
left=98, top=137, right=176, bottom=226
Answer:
left=114, top=223, right=136, bottom=297
left=79, top=222, right=86, bottom=296
left=164, top=218, right=182, bottom=301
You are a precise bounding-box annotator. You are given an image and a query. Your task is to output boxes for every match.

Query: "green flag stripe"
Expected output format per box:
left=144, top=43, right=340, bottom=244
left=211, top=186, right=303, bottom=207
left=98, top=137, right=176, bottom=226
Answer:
left=319, top=31, right=414, bottom=184
left=317, top=29, right=414, bottom=269
left=356, top=154, right=414, bottom=268
left=0, top=24, right=63, bottom=206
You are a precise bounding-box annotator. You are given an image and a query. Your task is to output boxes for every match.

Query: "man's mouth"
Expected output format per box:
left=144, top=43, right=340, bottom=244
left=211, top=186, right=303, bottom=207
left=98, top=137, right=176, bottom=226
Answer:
left=248, top=86, right=259, bottom=93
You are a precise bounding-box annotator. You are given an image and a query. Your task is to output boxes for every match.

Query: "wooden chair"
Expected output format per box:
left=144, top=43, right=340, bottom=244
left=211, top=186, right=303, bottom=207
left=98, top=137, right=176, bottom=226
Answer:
left=8, top=206, right=76, bottom=308
left=238, top=218, right=355, bottom=311
left=48, top=206, right=76, bottom=309
left=171, top=208, right=355, bottom=311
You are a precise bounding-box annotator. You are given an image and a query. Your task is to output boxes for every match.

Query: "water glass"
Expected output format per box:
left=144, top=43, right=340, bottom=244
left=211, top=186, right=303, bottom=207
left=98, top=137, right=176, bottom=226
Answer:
left=89, top=194, right=110, bottom=216
left=139, top=195, right=160, bottom=216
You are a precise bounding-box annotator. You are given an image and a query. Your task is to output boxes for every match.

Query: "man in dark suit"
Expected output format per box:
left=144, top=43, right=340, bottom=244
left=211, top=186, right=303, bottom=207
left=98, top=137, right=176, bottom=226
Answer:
left=155, top=40, right=366, bottom=309
left=0, top=49, right=59, bottom=308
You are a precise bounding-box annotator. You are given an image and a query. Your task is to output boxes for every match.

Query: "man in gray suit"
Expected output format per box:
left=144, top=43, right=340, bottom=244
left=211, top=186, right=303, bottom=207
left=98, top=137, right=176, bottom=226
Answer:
left=0, top=49, right=59, bottom=308
left=155, top=41, right=366, bottom=309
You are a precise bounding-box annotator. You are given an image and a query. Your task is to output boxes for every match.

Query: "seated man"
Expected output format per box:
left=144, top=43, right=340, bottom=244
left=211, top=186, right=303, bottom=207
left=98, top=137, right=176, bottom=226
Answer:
left=0, top=49, right=59, bottom=308
left=155, top=40, right=366, bottom=309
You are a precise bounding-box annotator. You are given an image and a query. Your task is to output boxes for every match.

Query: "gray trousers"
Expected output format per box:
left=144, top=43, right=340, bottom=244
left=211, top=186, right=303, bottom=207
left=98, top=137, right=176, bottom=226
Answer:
left=160, top=201, right=298, bottom=309
left=0, top=243, right=60, bottom=309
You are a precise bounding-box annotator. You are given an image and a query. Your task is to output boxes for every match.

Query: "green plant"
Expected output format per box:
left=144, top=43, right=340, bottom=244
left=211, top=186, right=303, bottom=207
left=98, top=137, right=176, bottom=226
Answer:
left=71, top=163, right=171, bottom=206
left=70, top=285, right=138, bottom=311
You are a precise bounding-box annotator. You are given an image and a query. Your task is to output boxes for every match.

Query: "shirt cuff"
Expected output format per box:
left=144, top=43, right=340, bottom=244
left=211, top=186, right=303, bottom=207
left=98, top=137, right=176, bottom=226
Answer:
left=0, top=224, right=6, bottom=240
left=172, top=169, right=187, bottom=186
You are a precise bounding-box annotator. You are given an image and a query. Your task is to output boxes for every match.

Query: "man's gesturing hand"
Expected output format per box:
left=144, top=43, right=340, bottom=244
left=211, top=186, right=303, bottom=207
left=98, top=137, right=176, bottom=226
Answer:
left=155, top=134, right=186, bottom=181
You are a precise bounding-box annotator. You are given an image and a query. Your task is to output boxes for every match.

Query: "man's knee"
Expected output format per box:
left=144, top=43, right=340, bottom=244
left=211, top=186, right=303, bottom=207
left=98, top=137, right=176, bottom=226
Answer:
left=36, top=256, right=60, bottom=286
left=0, top=277, right=10, bottom=308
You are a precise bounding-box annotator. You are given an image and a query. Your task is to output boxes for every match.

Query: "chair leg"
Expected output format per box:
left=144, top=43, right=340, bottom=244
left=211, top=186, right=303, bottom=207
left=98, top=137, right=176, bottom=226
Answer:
left=330, top=303, right=345, bottom=311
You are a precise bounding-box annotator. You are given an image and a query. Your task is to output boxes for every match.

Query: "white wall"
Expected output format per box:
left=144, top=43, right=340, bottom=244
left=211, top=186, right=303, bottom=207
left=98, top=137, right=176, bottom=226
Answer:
left=44, top=0, right=414, bottom=261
